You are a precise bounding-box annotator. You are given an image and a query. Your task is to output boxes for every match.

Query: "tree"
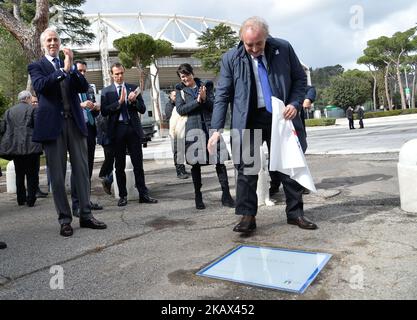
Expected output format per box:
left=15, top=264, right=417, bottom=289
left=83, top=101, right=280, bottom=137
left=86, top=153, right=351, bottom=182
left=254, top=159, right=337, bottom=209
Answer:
left=387, top=27, right=417, bottom=109
left=0, top=90, right=10, bottom=118
left=0, top=26, right=28, bottom=104
left=327, top=71, right=371, bottom=110
left=310, top=65, right=344, bottom=89
left=113, top=33, right=174, bottom=128
left=310, top=65, right=344, bottom=107
left=193, top=23, right=239, bottom=75
left=357, top=47, right=386, bottom=111
left=0, top=0, right=94, bottom=62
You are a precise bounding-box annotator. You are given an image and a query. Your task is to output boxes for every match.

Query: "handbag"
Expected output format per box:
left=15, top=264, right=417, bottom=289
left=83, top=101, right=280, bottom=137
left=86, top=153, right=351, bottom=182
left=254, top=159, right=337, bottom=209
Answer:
left=169, top=107, right=187, bottom=139
left=169, top=90, right=187, bottom=139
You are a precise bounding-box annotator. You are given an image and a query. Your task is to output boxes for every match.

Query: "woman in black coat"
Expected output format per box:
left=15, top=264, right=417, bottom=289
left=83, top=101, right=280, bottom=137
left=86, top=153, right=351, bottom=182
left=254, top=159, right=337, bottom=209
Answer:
left=175, top=63, right=235, bottom=210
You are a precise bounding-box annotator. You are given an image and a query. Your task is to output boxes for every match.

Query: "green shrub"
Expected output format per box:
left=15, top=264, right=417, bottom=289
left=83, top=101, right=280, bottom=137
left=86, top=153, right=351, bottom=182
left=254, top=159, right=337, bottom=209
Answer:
left=305, top=118, right=336, bottom=127
left=354, top=108, right=417, bottom=119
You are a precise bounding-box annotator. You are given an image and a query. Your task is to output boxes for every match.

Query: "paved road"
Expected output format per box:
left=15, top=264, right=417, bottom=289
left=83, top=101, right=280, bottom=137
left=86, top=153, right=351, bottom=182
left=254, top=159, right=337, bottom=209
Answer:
left=1, top=114, right=417, bottom=301
left=306, top=114, right=417, bottom=154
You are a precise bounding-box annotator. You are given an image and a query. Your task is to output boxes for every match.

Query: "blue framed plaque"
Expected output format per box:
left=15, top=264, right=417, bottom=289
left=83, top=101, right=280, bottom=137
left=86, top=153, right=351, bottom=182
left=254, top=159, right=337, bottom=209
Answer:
left=197, top=245, right=332, bottom=294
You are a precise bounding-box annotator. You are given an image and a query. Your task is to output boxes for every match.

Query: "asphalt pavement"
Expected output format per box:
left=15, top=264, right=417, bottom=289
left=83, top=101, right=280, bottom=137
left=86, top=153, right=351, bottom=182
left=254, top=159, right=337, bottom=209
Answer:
left=0, top=114, right=417, bottom=300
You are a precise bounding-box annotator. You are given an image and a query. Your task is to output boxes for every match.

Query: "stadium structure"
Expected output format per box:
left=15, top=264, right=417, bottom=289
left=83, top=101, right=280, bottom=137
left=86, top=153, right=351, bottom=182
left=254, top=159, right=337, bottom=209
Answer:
left=68, top=13, right=311, bottom=136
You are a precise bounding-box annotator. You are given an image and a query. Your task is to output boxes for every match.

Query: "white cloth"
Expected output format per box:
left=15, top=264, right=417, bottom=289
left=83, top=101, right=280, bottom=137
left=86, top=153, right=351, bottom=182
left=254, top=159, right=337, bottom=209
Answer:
left=269, top=96, right=317, bottom=192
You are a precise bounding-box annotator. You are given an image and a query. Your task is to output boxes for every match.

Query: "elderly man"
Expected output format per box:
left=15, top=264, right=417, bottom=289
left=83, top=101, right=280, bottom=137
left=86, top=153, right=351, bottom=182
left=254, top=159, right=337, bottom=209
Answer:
left=0, top=90, right=43, bottom=207
left=28, top=28, right=106, bottom=237
left=208, top=17, right=318, bottom=233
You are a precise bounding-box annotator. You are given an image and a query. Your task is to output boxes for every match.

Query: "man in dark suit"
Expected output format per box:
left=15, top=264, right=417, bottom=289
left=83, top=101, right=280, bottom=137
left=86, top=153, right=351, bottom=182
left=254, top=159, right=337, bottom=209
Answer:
left=28, top=28, right=107, bottom=237
left=208, top=17, right=318, bottom=233
left=101, top=62, right=157, bottom=206
left=0, top=90, right=43, bottom=207
left=70, top=60, right=103, bottom=216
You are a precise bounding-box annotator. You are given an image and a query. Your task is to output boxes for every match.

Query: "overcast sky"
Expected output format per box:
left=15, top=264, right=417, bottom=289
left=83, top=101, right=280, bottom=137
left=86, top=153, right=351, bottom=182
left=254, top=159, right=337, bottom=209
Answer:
left=81, top=0, right=417, bottom=71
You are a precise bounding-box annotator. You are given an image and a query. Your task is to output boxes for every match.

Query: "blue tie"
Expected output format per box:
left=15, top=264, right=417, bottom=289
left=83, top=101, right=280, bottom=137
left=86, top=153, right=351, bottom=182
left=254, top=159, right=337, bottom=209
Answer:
left=257, top=55, right=273, bottom=113
left=118, top=85, right=129, bottom=122
left=52, top=57, right=61, bottom=70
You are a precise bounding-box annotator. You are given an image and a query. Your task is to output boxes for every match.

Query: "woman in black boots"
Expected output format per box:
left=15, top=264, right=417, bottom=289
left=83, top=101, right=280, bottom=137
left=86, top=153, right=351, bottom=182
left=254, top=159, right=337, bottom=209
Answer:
left=175, top=63, right=235, bottom=210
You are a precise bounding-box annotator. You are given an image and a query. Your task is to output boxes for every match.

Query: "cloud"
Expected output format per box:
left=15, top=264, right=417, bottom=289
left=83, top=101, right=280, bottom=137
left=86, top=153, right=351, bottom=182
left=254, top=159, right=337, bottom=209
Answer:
left=80, top=0, right=417, bottom=70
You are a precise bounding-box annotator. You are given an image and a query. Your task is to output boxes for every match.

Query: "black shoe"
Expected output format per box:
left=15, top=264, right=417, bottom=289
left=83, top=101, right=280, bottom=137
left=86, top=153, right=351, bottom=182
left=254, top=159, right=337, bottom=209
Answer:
left=118, top=197, right=127, bottom=207
left=18, top=201, right=26, bottom=206
left=80, top=217, right=107, bottom=229
left=101, top=178, right=112, bottom=195
left=139, top=195, right=158, bottom=204
left=0, top=241, right=7, bottom=249
left=72, top=208, right=80, bottom=218
left=233, top=215, right=256, bottom=233
left=90, top=202, right=103, bottom=210
left=60, top=223, right=73, bottom=237
left=27, top=200, right=36, bottom=207
left=287, top=216, right=318, bottom=230
left=36, top=189, right=48, bottom=198
left=195, top=192, right=205, bottom=210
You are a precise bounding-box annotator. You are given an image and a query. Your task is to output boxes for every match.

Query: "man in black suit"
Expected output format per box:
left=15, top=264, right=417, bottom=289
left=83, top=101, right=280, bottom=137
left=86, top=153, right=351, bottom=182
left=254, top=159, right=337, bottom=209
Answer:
left=28, top=28, right=107, bottom=237
left=70, top=60, right=103, bottom=216
left=208, top=17, right=318, bottom=233
left=101, top=62, right=157, bottom=206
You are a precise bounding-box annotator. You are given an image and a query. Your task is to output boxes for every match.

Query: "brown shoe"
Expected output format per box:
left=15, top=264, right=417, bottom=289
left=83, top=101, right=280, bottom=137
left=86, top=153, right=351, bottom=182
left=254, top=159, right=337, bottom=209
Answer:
left=287, top=216, right=318, bottom=230
left=60, top=223, right=73, bottom=237
left=233, top=215, right=256, bottom=233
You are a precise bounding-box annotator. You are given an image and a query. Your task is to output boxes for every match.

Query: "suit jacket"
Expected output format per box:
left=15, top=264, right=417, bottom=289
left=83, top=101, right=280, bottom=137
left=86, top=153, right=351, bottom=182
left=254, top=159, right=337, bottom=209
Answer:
left=0, top=102, right=42, bottom=159
left=211, top=36, right=307, bottom=150
left=100, top=83, right=146, bottom=142
left=28, top=56, right=89, bottom=142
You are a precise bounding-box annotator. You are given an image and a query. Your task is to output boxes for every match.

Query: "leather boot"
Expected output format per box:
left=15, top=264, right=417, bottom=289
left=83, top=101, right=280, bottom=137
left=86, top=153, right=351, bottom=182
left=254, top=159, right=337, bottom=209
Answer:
left=221, top=186, right=235, bottom=208
left=216, top=164, right=235, bottom=208
left=195, top=190, right=206, bottom=210
left=191, top=165, right=205, bottom=209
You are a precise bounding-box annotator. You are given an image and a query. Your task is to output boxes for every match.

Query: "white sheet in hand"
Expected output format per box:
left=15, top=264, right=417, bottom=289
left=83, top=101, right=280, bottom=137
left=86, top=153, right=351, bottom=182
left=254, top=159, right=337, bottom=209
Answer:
left=269, top=97, right=317, bottom=192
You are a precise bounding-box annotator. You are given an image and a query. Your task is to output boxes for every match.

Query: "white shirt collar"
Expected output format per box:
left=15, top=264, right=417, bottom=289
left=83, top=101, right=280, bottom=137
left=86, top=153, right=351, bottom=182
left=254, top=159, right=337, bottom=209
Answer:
left=45, top=54, right=60, bottom=67
left=114, top=82, right=125, bottom=90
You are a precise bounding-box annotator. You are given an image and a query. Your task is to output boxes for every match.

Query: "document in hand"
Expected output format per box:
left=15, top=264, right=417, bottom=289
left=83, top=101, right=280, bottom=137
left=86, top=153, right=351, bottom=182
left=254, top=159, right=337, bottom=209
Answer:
left=269, top=97, right=317, bottom=192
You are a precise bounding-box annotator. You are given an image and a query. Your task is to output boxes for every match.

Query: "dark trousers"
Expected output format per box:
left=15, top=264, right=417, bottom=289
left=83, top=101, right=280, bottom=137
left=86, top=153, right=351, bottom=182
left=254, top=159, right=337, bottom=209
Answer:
left=43, top=118, right=92, bottom=224
left=235, top=108, right=304, bottom=219
left=99, top=144, right=115, bottom=179
left=349, top=118, right=355, bottom=129
left=13, top=154, right=39, bottom=205
left=190, top=163, right=229, bottom=192
left=71, top=123, right=96, bottom=210
left=359, top=119, right=364, bottom=128
left=113, top=123, right=148, bottom=198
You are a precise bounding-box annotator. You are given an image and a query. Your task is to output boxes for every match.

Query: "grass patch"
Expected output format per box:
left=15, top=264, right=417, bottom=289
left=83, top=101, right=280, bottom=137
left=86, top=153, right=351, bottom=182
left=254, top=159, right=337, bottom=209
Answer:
left=0, top=155, right=46, bottom=171
left=355, top=108, right=417, bottom=119
left=305, top=118, right=336, bottom=127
